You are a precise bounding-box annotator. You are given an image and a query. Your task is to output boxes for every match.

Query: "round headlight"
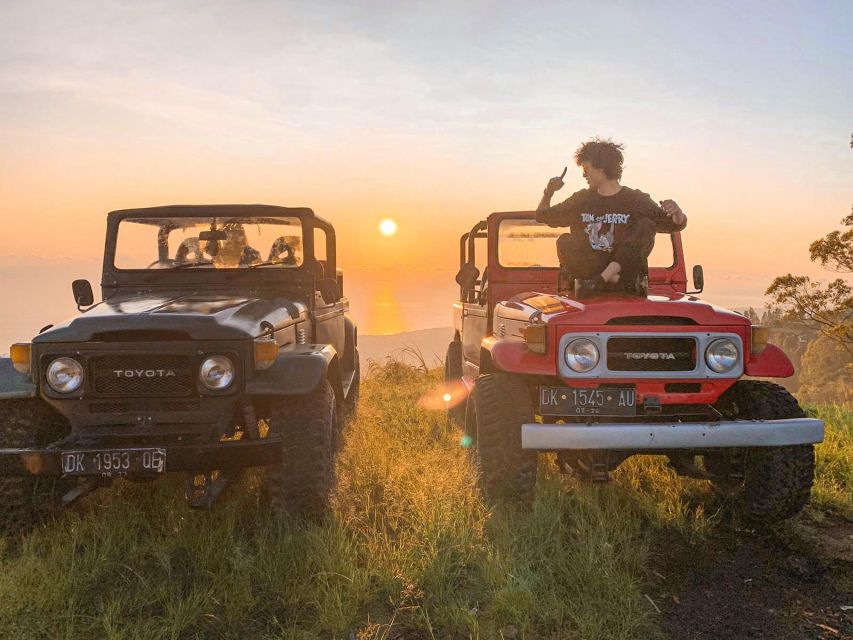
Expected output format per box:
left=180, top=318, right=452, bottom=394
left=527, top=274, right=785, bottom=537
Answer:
left=564, top=338, right=600, bottom=373
left=46, top=357, right=84, bottom=393
left=705, top=338, right=739, bottom=373
left=199, top=355, right=235, bottom=390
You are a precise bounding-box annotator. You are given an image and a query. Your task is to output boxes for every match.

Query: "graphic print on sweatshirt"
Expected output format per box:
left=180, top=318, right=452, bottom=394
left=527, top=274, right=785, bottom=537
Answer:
left=581, top=212, right=632, bottom=252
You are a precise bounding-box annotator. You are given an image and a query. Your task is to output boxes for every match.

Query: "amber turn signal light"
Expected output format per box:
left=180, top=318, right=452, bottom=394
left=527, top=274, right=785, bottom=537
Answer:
left=10, top=343, right=32, bottom=375
left=750, top=325, right=770, bottom=355
left=521, top=324, right=547, bottom=354
left=254, top=339, right=279, bottom=370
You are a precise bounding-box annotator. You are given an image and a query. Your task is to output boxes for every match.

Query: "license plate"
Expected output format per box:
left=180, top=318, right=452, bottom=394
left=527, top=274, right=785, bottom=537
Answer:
left=61, top=448, right=166, bottom=477
left=538, top=386, right=636, bottom=417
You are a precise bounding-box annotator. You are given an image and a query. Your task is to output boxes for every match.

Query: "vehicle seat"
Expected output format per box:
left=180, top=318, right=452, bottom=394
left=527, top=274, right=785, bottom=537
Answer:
left=315, top=261, right=341, bottom=304
left=268, top=237, right=298, bottom=265
left=175, top=237, right=205, bottom=263
left=478, top=266, right=489, bottom=305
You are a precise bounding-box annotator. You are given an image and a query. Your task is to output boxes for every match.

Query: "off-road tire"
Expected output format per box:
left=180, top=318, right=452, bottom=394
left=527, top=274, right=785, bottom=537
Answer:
left=267, top=380, right=336, bottom=518
left=474, top=373, right=537, bottom=498
left=711, top=380, right=814, bottom=524
left=444, top=339, right=465, bottom=426
left=0, top=399, right=73, bottom=536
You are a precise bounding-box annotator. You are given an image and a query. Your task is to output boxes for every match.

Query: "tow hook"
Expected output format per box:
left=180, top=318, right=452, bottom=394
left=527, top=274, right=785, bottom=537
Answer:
left=643, top=397, right=662, bottom=415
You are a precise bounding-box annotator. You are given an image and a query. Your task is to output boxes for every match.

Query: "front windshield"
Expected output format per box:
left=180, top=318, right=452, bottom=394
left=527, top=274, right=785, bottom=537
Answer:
left=114, top=216, right=305, bottom=270
left=497, top=219, right=675, bottom=269
left=497, top=219, right=563, bottom=268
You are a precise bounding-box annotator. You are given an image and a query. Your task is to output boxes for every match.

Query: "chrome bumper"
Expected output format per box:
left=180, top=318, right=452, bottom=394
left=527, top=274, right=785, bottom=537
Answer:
left=521, top=418, right=825, bottom=450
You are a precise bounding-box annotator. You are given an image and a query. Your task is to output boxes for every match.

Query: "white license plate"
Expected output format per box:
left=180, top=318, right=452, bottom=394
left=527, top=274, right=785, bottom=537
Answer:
left=61, top=448, right=166, bottom=477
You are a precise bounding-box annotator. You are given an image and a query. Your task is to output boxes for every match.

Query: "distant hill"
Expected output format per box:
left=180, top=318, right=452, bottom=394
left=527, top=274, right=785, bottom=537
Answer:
left=359, top=327, right=452, bottom=370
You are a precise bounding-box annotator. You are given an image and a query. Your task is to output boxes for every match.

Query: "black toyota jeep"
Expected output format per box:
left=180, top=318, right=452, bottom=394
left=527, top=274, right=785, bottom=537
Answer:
left=0, top=205, right=359, bottom=532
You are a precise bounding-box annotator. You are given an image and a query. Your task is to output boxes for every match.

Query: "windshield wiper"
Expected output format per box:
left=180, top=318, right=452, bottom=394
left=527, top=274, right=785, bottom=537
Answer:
left=167, top=261, right=215, bottom=269
left=247, top=259, right=290, bottom=269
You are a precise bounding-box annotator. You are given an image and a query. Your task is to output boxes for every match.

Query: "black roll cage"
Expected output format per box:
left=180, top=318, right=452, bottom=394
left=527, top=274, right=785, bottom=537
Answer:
left=458, top=220, right=487, bottom=303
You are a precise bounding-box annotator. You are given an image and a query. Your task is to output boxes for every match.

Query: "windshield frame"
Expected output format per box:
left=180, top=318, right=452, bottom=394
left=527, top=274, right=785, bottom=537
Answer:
left=102, top=205, right=320, bottom=291
left=112, top=215, right=307, bottom=273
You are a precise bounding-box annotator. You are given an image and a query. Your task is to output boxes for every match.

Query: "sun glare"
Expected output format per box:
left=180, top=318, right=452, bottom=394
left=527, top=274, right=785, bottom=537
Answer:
left=379, top=218, right=398, bottom=236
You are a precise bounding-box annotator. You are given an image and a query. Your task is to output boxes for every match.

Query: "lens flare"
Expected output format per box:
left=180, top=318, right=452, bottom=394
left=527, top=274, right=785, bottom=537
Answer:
left=417, top=379, right=469, bottom=412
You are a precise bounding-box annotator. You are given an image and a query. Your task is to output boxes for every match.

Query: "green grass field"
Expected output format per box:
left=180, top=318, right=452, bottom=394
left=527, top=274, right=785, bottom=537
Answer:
left=0, top=364, right=850, bottom=639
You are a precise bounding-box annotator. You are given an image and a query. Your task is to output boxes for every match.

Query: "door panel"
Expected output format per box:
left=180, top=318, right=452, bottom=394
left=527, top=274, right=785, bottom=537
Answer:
left=314, top=302, right=346, bottom=358
left=461, top=303, right=487, bottom=376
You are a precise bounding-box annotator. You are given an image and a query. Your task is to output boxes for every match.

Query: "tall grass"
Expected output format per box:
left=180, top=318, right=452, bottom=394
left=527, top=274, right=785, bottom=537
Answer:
left=807, top=404, right=853, bottom=519
left=0, top=364, right=848, bottom=639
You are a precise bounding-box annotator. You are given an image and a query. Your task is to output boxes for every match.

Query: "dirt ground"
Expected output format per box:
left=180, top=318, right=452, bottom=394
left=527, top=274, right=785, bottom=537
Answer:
left=650, top=518, right=853, bottom=639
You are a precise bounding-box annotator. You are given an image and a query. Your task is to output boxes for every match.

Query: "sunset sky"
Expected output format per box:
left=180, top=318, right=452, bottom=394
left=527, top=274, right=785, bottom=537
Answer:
left=1, top=1, right=851, bottom=337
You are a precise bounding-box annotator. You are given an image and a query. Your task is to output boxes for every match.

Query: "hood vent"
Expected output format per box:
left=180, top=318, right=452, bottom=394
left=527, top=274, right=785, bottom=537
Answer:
left=90, top=329, right=192, bottom=342
left=606, top=316, right=697, bottom=326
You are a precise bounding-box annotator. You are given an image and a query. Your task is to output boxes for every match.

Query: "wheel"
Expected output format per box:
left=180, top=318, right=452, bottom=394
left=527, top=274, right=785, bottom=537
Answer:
left=0, top=399, right=73, bottom=536
left=473, top=373, right=537, bottom=498
left=341, top=349, right=360, bottom=419
left=266, top=380, right=336, bottom=518
left=711, top=380, right=815, bottom=524
left=444, top=339, right=465, bottom=426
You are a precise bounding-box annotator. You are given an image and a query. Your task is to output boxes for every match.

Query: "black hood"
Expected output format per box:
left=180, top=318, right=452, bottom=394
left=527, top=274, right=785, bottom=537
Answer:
left=34, top=292, right=307, bottom=343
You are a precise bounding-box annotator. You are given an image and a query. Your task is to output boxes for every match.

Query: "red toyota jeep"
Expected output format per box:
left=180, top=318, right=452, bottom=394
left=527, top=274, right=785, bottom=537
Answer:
left=445, top=212, right=824, bottom=523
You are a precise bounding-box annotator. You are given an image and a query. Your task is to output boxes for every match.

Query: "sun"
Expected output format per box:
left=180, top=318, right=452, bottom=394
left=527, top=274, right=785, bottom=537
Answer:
left=379, top=218, right=398, bottom=237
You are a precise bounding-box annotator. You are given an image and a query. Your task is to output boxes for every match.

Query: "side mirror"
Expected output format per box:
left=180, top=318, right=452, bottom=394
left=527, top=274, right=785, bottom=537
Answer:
left=72, top=279, right=95, bottom=310
left=691, top=265, right=704, bottom=294
left=455, top=262, right=480, bottom=292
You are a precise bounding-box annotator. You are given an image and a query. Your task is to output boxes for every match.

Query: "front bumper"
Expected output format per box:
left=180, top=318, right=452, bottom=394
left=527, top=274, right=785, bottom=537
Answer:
left=521, top=418, right=824, bottom=450
left=0, top=438, right=282, bottom=477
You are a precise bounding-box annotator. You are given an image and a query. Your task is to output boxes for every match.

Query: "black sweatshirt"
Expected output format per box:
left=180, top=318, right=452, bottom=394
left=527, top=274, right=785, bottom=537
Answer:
left=536, top=186, right=686, bottom=253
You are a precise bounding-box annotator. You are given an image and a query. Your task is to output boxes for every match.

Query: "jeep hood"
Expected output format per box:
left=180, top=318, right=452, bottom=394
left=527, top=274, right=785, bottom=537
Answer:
left=500, top=291, right=750, bottom=327
left=33, top=292, right=307, bottom=342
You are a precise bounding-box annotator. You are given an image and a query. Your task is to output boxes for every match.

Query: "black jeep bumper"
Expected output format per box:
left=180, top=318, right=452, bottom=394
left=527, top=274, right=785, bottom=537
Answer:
left=0, top=438, right=282, bottom=477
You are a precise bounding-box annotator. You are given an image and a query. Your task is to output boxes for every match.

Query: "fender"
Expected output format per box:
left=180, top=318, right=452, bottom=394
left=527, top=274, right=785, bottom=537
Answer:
left=481, top=336, right=557, bottom=376
left=246, top=344, right=343, bottom=397
left=343, top=315, right=357, bottom=369
left=0, top=358, right=37, bottom=399
left=744, top=343, right=795, bottom=378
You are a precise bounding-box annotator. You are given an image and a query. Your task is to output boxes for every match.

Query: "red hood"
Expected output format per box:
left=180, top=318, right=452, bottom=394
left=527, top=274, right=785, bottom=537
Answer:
left=503, top=291, right=750, bottom=327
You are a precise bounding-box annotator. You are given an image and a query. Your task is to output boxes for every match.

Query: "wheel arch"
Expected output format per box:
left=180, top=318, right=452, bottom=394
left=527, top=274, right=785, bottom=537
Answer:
left=246, top=344, right=343, bottom=400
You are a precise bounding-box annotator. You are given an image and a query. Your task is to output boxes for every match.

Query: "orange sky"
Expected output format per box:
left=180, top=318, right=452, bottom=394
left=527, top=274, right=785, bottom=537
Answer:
left=1, top=2, right=851, bottom=333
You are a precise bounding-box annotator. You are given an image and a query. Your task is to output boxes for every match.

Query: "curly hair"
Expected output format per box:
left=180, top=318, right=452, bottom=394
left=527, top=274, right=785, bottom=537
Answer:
left=574, top=138, right=625, bottom=180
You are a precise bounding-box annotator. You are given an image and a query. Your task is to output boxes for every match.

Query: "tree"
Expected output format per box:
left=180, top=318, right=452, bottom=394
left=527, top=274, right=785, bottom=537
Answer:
left=766, top=208, right=853, bottom=352
left=796, top=335, right=853, bottom=405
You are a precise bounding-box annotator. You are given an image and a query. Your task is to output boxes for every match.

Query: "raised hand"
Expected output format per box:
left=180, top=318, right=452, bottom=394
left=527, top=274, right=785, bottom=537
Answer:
left=659, top=199, right=686, bottom=227
left=545, top=167, right=567, bottom=195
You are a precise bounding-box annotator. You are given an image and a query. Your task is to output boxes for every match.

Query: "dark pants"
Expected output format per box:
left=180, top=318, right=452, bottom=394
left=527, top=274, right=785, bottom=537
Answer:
left=556, top=217, right=657, bottom=286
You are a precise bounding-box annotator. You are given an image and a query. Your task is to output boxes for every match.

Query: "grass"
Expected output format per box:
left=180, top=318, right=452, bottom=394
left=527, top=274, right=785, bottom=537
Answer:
left=806, top=404, right=853, bottom=520
left=0, top=364, right=849, bottom=639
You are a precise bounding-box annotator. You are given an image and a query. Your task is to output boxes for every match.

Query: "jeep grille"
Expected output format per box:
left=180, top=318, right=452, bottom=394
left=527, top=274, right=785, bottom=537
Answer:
left=607, top=337, right=696, bottom=372
left=90, top=355, right=193, bottom=396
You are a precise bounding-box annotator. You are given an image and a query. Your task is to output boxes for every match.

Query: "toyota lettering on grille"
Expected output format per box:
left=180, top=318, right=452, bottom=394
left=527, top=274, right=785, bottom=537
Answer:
left=113, top=369, right=177, bottom=378
left=624, top=352, right=680, bottom=360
